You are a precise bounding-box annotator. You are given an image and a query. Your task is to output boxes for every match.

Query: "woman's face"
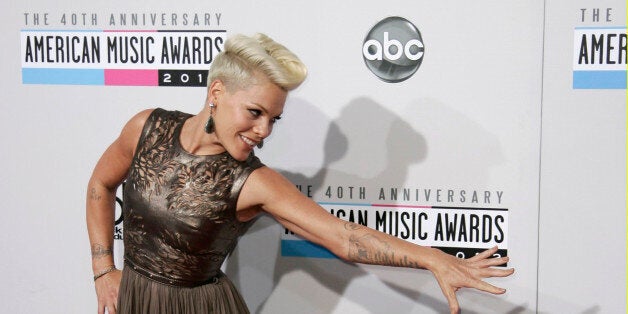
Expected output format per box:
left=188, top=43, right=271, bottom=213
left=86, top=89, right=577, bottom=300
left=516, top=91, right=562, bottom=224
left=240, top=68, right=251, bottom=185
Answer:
left=212, top=78, right=287, bottom=161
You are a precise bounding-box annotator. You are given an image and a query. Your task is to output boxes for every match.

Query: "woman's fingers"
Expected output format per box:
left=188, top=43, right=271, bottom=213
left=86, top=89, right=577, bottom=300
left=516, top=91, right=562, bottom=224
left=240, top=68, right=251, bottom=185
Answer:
left=469, top=278, right=507, bottom=295
left=470, top=255, right=510, bottom=268
left=97, top=299, right=117, bottom=314
left=468, top=253, right=514, bottom=280
left=107, top=302, right=117, bottom=314
left=446, top=289, right=460, bottom=314
left=466, top=249, right=507, bottom=269
left=436, top=278, right=461, bottom=314
left=431, top=246, right=514, bottom=313
left=467, top=246, right=499, bottom=261
left=477, top=266, right=515, bottom=278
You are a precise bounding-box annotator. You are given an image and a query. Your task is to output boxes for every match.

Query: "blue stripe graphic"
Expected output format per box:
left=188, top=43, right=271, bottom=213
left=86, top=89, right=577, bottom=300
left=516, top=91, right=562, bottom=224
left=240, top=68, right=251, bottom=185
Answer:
left=574, top=26, right=627, bottom=30
left=573, top=70, right=626, bottom=89
left=22, top=68, right=104, bottom=85
left=281, top=240, right=337, bottom=259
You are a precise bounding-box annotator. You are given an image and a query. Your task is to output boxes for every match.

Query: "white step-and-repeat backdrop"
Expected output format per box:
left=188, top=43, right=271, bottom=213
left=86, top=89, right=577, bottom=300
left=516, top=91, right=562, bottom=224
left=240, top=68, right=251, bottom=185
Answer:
left=1, top=0, right=625, bottom=313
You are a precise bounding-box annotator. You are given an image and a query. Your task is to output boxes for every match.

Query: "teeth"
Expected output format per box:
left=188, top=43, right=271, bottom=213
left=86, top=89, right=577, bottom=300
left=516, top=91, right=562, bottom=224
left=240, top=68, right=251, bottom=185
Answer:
left=240, top=135, right=256, bottom=147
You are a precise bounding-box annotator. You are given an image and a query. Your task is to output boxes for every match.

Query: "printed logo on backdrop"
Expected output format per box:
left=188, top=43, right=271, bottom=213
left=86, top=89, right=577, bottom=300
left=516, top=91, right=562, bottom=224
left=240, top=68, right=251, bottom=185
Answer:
left=21, top=12, right=225, bottom=87
left=281, top=185, right=508, bottom=264
left=114, top=186, right=124, bottom=241
left=113, top=185, right=124, bottom=266
left=363, top=16, right=425, bottom=83
left=573, top=7, right=626, bottom=89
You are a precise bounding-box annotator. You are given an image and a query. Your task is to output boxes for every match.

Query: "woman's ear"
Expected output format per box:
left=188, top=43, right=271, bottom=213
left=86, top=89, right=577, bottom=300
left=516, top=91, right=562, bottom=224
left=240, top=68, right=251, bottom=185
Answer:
left=208, top=79, right=226, bottom=102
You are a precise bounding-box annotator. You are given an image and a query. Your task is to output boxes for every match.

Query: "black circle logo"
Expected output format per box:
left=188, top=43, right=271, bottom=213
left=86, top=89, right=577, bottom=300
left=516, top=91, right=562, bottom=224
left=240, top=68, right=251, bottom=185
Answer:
left=363, top=16, right=425, bottom=83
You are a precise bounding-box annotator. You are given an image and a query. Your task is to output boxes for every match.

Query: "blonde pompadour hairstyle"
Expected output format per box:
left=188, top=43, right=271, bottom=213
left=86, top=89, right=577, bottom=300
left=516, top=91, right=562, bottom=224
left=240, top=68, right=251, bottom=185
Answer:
left=207, top=33, right=307, bottom=91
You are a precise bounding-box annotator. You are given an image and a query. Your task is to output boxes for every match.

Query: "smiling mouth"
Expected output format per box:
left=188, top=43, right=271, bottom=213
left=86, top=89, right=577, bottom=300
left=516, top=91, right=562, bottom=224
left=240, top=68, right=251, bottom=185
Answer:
left=240, top=135, right=257, bottom=147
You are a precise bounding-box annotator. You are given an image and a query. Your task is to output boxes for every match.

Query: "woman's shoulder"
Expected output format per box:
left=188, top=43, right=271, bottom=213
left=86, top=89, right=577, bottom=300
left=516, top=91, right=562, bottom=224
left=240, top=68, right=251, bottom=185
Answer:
left=121, top=108, right=157, bottom=134
left=114, top=108, right=159, bottom=153
left=130, top=108, right=157, bottom=123
left=141, top=107, right=193, bottom=124
left=124, top=107, right=188, bottom=131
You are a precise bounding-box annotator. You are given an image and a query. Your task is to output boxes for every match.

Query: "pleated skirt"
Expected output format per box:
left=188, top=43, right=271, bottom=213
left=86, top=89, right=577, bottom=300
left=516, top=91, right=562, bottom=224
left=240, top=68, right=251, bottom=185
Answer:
left=117, top=266, right=250, bottom=314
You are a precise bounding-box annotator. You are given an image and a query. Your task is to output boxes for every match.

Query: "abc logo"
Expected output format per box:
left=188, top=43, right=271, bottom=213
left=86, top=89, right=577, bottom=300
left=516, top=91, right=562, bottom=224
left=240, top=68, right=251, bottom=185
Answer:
left=363, top=17, right=424, bottom=83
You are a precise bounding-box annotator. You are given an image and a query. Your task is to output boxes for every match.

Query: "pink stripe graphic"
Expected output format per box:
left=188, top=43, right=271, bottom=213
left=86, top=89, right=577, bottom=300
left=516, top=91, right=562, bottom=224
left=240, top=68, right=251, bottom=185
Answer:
left=105, top=69, right=158, bottom=86
left=103, top=30, right=157, bottom=32
left=371, top=204, right=433, bottom=209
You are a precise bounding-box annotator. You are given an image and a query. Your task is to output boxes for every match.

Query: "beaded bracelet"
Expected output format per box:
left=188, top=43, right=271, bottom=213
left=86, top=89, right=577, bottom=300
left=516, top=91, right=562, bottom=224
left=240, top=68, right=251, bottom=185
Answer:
left=93, top=265, right=117, bottom=281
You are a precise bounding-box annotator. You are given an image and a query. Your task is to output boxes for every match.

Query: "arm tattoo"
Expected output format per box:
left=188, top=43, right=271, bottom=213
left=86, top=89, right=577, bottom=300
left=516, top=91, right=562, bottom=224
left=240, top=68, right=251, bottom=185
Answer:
left=89, top=187, right=102, bottom=201
left=344, top=222, right=362, bottom=231
left=91, top=244, right=113, bottom=259
left=345, top=222, right=420, bottom=268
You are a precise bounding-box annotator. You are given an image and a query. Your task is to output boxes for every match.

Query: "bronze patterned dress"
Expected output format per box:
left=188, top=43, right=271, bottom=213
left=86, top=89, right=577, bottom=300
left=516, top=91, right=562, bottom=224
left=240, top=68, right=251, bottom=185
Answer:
left=117, top=108, right=263, bottom=313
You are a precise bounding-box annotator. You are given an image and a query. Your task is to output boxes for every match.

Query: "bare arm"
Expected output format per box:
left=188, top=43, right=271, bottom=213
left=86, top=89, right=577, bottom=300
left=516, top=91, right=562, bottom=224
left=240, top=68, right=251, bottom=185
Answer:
left=85, top=109, right=152, bottom=314
left=238, top=167, right=514, bottom=313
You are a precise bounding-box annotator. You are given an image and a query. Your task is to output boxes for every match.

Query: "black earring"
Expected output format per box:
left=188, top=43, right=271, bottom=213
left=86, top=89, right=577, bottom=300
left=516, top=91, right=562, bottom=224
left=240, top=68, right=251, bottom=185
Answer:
left=256, top=139, right=264, bottom=149
left=204, top=116, right=214, bottom=134
left=204, top=103, right=215, bottom=134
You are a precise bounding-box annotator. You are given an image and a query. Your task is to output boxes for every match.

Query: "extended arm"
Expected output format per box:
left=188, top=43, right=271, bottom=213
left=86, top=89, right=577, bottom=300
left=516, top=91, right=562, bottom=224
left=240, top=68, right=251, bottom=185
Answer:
left=238, top=167, right=514, bottom=314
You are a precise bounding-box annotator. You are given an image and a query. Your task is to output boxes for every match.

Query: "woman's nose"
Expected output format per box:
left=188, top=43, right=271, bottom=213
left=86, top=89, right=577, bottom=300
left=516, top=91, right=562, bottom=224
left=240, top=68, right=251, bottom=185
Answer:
left=253, top=120, right=272, bottom=138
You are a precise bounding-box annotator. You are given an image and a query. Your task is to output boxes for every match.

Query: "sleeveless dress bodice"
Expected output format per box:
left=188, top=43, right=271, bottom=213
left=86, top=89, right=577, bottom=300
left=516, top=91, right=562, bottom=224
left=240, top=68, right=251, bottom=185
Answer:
left=122, top=108, right=263, bottom=287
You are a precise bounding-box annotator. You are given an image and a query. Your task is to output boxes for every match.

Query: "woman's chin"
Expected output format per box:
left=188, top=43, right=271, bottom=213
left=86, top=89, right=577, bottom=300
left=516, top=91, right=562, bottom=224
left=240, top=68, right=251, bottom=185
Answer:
left=227, top=148, right=253, bottom=161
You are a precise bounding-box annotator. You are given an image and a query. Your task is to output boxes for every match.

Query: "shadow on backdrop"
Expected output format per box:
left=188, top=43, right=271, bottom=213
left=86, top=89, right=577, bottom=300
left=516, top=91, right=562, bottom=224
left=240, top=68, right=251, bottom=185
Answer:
left=226, top=96, right=526, bottom=313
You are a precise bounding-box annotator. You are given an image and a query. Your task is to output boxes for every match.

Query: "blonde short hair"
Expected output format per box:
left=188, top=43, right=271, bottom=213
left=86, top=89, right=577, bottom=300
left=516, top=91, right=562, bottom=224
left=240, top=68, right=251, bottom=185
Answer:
left=207, top=33, right=307, bottom=91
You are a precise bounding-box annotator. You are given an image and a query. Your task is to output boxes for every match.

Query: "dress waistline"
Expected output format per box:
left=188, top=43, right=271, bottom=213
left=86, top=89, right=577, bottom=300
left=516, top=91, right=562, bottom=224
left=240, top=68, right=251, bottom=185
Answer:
left=124, top=258, right=221, bottom=288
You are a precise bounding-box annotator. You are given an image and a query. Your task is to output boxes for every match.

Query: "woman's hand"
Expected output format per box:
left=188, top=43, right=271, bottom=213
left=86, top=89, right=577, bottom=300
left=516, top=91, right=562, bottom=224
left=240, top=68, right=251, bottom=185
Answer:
left=427, top=246, right=514, bottom=314
left=94, top=269, right=122, bottom=314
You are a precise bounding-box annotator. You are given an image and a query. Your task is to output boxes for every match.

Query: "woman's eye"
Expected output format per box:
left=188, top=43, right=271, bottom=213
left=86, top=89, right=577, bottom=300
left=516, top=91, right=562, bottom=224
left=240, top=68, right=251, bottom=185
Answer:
left=271, top=116, right=282, bottom=124
left=248, top=109, right=261, bottom=117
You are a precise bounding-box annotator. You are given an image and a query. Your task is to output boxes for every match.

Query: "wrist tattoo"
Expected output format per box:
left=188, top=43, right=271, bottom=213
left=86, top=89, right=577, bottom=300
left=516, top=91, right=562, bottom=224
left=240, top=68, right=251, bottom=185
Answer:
left=91, top=244, right=113, bottom=259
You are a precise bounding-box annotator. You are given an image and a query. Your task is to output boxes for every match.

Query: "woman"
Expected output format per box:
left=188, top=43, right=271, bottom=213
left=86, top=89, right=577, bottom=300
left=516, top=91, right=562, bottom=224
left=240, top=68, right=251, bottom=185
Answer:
left=87, top=33, right=513, bottom=314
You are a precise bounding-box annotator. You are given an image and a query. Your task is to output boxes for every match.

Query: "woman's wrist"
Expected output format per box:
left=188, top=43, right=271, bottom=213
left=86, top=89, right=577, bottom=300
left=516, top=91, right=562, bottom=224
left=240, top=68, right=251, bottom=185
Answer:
left=417, top=246, right=442, bottom=271
left=93, top=265, right=117, bottom=281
